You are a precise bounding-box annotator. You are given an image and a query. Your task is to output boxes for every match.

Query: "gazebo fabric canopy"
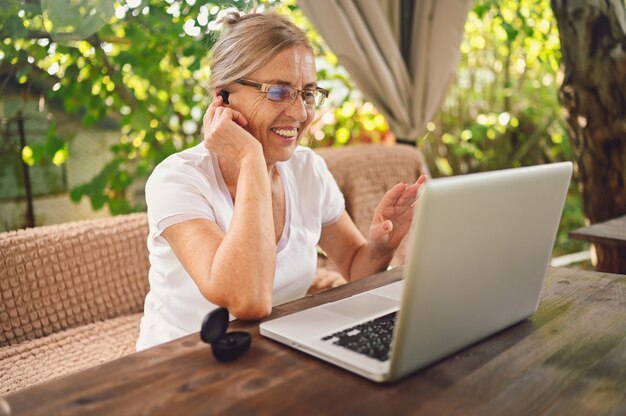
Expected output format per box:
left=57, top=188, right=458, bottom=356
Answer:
left=298, top=0, right=472, bottom=143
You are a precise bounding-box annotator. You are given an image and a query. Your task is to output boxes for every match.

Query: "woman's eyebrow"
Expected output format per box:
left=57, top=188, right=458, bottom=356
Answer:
left=264, top=79, right=291, bottom=86
left=265, top=79, right=318, bottom=89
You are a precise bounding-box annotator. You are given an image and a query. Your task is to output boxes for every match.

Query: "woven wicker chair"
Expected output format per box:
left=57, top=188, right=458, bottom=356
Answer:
left=0, top=213, right=149, bottom=395
left=0, top=143, right=428, bottom=395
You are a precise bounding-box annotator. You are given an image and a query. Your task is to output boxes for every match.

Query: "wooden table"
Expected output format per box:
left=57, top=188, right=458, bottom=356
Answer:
left=570, top=214, right=626, bottom=273
left=570, top=214, right=626, bottom=246
left=2, top=267, right=625, bottom=415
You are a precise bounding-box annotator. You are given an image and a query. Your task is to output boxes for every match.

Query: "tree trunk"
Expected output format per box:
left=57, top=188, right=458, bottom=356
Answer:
left=551, top=0, right=626, bottom=273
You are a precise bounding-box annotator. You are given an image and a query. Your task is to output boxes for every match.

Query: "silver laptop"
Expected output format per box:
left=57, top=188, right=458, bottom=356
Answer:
left=260, top=162, right=572, bottom=382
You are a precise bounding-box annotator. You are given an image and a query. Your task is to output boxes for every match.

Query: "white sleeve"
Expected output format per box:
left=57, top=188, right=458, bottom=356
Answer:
left=145, top=161, right=217, bottom=238
left=313, top=153, right=345, bottom=226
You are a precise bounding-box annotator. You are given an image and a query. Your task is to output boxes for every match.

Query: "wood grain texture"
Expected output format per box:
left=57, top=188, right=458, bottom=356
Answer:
left=570, top=215, right=626, bottom=246
left=2, top=267, right=625, bottom=416
left=570, top=214, right=626, bottom=274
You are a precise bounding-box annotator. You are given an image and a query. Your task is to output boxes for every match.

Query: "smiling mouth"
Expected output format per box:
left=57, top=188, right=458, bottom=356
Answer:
left=271, top=127, right=298, bottom=139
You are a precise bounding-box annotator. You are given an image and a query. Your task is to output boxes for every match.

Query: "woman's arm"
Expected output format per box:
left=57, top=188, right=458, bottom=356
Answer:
left=319, top=175, right=427, bottom=281
left=161, top=97, right=276, bottom=320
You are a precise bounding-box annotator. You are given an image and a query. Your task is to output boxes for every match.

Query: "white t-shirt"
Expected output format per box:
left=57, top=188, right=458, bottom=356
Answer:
left=136, top=144, right=345, bottom=350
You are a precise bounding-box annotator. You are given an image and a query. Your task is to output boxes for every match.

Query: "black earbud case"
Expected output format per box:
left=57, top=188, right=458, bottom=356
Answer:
left=200, top=307, right=251, bottom=362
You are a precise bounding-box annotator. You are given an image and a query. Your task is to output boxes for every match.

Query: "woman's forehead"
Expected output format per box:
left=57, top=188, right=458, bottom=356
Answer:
left=253, top=46, right=316, bottom=84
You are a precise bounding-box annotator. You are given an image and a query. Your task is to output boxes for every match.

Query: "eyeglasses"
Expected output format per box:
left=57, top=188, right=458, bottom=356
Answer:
left=236, top=79, right=329, bottom=107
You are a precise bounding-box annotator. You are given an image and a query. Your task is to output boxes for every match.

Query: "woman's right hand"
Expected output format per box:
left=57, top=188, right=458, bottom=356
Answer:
left=202, top=95, right=262, bottom=167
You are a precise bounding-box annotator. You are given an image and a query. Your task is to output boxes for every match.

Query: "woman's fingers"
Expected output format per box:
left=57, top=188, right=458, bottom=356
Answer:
left=409, top=175, right=428, bottom=207
left=205, top=95, right=248, bottom=126
left=394, top=191, right=417, bottom=209
left=228, top=109, right=248, bottom=127
left=206, top=95, right=224, bottom=117
left=203, top=97, right=222, bottom=136
left=212, top=95, right=223, bottom=106
left=378, top=175, right=428, bottom=211
left=204, top=103, right=249, bottom=143
left=381, top=175, right=427, bottom=210
left=369, top=174, right=428, bottom=251
left=379, top=182, right=409, bottom=209
left=394, top=175, right=427, bottom=209
left=392, top=185, right=418, bottom=209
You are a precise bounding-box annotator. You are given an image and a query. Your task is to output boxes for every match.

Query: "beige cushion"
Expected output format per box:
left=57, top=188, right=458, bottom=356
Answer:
left=0, top=214, right=149, bottom=347
left=0, top=313, right=141, bottom=394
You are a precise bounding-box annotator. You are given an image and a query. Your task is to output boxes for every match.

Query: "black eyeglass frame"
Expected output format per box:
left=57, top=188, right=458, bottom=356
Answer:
left=235, top=79, right=329, bottom=107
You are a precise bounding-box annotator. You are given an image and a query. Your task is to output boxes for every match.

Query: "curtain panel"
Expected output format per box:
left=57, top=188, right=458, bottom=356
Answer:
left=298, top=0, right=472, bottom=143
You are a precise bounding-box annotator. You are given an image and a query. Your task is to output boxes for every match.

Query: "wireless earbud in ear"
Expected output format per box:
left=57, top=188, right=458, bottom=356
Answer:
left=218, top=90, right=230, bottom=104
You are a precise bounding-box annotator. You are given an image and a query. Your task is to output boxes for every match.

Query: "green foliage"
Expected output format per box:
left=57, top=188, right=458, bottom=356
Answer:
left=418, top=0, right=586, bottom=257
left=420, top=0, right=569, bottom=176
left=0, top=0, right=391, bottom=214
left=1, top=0, right=242, bottom=213
left=1, top=0, right=585, bottom=257
left=21, top=122, right=69, bottom=166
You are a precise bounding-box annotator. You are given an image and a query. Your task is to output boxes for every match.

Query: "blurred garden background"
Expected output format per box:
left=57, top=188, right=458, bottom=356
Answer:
left=0, top=0, right=595, bottom=260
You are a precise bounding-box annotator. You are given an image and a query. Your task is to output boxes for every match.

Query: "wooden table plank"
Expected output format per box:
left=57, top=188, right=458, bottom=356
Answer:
left=419, top=285, right=625, bottom=415
left=1, top=267, right=625, bottom=416
left=570, top=214, right=626, bottom=246
left=569, top=214, right=626, bottom=274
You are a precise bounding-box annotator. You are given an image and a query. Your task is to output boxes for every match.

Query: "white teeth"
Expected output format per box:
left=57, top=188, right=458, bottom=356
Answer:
left=272, top=128, right=298, bottom=138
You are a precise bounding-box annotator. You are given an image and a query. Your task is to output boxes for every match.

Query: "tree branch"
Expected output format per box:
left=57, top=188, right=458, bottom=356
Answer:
left=85, top=34, right=138, bottom=107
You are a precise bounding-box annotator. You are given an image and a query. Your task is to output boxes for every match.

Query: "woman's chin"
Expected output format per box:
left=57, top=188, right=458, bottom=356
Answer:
left=264, top=139, right=300, bottom=163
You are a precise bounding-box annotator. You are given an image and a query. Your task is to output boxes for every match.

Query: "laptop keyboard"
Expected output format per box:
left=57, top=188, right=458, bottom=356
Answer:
left=321, top=311, right=397, bottom=362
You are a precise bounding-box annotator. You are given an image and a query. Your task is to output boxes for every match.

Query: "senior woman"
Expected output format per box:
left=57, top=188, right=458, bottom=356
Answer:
left=136, top=9, right=426, bottom=350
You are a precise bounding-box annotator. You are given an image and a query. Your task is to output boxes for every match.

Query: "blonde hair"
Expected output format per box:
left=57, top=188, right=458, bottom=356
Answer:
left=208, top=9, right=313, bottom=91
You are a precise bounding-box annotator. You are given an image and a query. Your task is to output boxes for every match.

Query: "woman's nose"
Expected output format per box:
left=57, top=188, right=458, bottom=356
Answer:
left=285, top=95, right=309, bottom=121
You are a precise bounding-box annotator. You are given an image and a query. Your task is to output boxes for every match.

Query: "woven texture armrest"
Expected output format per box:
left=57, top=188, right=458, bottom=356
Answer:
left=0, top=313, right=141, bottom=394
left=0, top=213, right=149, bottom=347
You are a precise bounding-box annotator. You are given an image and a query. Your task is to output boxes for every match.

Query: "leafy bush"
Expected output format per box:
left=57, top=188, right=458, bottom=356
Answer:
left=0, top=0, right=586, bottom=256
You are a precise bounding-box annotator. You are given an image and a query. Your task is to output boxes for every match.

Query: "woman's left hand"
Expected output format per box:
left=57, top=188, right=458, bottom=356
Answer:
left=368, top=174, right=428, bottom=256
